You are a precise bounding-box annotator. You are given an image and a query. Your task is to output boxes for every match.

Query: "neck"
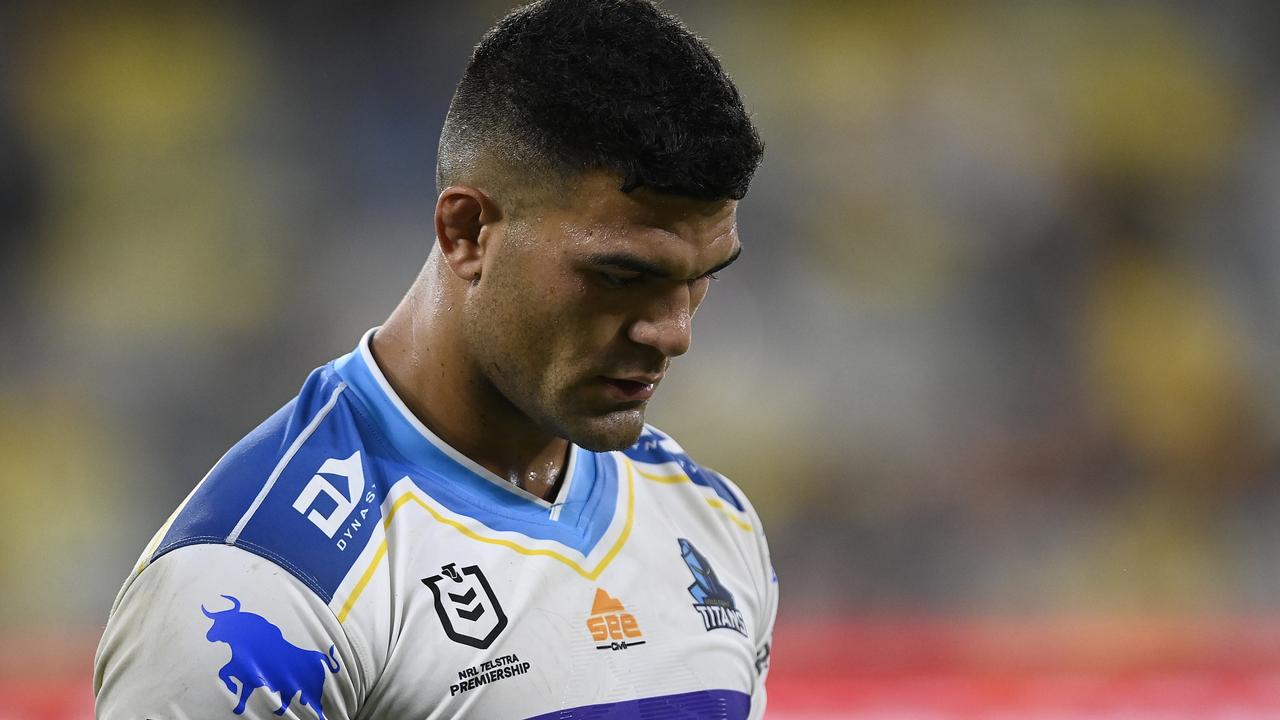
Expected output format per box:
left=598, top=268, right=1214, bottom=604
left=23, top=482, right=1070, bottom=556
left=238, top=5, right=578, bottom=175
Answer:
left=370, top=267, right=569, bottom=501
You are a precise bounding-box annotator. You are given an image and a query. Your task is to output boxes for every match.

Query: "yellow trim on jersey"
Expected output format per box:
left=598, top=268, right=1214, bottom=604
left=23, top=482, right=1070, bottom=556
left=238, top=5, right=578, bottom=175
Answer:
left=704, top=498, right=753, bottom=532
left=635, top=469, right=688, bottom=484
left=337, top=460, right=636, bottom=624
left=337, top=536, right=389, bottom=623
left=634, top=467, right=753, bottom=532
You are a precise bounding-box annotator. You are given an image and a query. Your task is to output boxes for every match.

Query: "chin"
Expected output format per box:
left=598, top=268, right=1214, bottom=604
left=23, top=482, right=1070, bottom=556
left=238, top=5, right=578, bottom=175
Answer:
left=564, top=409, right=647, bottom=452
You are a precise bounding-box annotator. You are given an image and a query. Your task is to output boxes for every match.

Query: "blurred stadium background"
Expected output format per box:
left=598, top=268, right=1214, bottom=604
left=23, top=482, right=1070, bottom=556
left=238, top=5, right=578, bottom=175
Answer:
left=3, top=1, right=1280, bottom=717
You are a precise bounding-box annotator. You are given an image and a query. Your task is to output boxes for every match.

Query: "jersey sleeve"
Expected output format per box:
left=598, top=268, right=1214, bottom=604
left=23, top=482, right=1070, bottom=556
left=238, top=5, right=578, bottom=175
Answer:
left=94, top=543, right=367, bottom=720
left=740, top=486, right=778, bottom=720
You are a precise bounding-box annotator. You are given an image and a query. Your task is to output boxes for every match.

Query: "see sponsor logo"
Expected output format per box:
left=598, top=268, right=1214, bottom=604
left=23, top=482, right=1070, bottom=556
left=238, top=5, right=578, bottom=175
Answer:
left=585, top=588, right=646, bottom=651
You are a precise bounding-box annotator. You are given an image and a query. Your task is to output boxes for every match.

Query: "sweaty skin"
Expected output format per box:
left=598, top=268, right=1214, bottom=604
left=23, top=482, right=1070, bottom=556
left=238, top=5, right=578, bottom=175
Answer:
left=373, top=171, right=741, bottom=500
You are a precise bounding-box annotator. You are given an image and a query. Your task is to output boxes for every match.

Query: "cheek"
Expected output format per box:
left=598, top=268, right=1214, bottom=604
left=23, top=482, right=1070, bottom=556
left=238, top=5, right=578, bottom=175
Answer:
left=507, top=277, right=597, bottom=367
left=489, top=265, right=629, bottom=376
left=537, top=302, right=629, bottom=381
left=570, top=297, right=634, bottom=352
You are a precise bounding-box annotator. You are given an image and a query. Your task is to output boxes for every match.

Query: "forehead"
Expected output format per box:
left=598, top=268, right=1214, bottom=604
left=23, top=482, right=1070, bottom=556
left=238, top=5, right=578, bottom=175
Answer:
left=547, top=173, right=740, bottom=259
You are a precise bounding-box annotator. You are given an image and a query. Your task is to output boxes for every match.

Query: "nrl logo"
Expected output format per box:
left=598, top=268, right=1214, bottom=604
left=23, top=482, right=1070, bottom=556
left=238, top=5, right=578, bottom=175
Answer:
left=422, top=563, right=508, bottom=649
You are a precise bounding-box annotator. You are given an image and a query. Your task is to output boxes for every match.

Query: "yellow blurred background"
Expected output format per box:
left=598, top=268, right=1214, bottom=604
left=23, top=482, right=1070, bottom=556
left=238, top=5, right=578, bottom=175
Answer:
left=3, top=1, right=1280, bottom=716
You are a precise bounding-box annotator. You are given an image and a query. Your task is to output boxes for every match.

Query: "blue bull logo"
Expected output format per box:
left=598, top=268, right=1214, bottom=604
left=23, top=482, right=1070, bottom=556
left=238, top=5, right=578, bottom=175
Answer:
left=202, top=595, right=340, bottom=719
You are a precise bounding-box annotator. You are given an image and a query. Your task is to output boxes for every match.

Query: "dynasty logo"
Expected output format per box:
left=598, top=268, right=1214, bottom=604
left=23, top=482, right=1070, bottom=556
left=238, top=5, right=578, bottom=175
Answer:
left=585, top=588, right=645, bottom=651
left=678, top=539, right=747, bottom=636
left=291, top=451, right=377, bottom=551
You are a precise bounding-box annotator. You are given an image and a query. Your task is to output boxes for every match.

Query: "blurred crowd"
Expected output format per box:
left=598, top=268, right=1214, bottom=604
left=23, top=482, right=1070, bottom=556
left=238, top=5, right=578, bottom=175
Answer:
left=2, top=0, right=1280, bottom=638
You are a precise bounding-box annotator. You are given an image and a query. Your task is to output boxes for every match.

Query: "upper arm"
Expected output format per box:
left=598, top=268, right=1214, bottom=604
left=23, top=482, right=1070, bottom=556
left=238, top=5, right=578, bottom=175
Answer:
left=722, top=476, right=777, bottom=720
left=94, top=543, right=367, bottom=720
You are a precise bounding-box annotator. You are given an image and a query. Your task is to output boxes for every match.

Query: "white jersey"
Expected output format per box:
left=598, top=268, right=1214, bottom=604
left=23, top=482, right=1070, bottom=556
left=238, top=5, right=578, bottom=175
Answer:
left=94, top=329, right=777, bottom=719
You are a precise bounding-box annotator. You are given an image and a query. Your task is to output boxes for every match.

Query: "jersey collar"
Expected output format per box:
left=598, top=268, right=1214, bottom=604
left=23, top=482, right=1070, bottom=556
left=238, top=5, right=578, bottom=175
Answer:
left=333, top=327, right=586, bottom=510
left=333, top=327, right=628, bottom=560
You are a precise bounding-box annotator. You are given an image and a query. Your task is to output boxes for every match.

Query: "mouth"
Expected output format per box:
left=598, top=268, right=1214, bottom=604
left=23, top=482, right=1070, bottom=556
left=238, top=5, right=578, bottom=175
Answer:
left=598, top=375, right=660, bottom=402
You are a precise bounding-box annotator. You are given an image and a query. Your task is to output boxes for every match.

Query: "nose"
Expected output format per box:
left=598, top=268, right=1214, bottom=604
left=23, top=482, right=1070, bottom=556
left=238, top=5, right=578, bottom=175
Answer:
left=627, top=284, right=693, bottom=358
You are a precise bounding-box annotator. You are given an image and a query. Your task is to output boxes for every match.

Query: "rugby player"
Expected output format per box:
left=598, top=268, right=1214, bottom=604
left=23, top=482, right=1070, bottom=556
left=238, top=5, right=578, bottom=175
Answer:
left=94, top=1, right=776, bottom=717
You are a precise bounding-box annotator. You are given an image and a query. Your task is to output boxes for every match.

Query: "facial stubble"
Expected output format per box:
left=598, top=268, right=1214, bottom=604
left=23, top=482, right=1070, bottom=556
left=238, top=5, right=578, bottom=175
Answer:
left=462, top=252, right=649, bottom=453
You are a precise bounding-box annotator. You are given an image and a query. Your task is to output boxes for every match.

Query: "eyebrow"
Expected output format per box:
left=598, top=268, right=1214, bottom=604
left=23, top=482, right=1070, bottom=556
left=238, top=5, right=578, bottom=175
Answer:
left=584, top=245, right=743, bottom=281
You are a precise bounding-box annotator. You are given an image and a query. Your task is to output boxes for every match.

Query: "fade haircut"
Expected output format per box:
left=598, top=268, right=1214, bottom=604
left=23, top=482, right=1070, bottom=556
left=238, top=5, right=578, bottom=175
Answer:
left=437, top=0, right=764, bottom=208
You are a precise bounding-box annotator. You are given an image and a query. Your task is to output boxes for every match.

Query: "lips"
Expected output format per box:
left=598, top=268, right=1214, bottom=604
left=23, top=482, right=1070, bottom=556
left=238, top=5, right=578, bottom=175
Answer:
left=599, top=375, right=660, bottom=402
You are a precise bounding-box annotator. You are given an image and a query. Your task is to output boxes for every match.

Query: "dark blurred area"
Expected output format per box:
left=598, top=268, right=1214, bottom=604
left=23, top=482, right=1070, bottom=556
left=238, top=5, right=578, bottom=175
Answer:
left=3, top=0, right=1280, bottom=715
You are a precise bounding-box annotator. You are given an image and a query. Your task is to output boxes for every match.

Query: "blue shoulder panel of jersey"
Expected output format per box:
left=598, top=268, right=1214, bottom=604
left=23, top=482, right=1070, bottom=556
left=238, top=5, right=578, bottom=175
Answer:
left=623, top=426, right=744, bottom=512
left=152, top=363, right=389, bottom=604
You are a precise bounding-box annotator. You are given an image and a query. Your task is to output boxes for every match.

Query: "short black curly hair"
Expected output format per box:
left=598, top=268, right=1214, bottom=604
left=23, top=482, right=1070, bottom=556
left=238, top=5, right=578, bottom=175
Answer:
left=437, top=0, right=763, bottom=205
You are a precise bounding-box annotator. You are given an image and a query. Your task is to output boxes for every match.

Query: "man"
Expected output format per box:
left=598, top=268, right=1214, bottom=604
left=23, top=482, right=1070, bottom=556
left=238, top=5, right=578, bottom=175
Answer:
left=94, top=1, right=776, bottom=717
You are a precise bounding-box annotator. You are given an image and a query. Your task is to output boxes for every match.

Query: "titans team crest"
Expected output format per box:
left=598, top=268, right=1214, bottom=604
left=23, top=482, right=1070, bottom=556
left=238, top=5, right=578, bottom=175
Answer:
left=679, top=539, right=747, bottom=636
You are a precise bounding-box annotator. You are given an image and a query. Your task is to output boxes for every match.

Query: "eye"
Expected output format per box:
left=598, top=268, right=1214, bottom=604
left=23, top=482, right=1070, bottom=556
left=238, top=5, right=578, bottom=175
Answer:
left=596, top=271, right=644, bottom=288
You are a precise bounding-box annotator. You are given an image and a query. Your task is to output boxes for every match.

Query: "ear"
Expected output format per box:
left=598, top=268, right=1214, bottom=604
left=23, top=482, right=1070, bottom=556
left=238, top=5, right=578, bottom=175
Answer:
left=434, top=185, right=501, bottom=283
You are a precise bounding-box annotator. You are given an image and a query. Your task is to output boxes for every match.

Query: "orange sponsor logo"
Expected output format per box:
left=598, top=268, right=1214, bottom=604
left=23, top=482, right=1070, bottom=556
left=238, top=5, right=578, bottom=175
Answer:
left=585, top=588, right=646, bottom=650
